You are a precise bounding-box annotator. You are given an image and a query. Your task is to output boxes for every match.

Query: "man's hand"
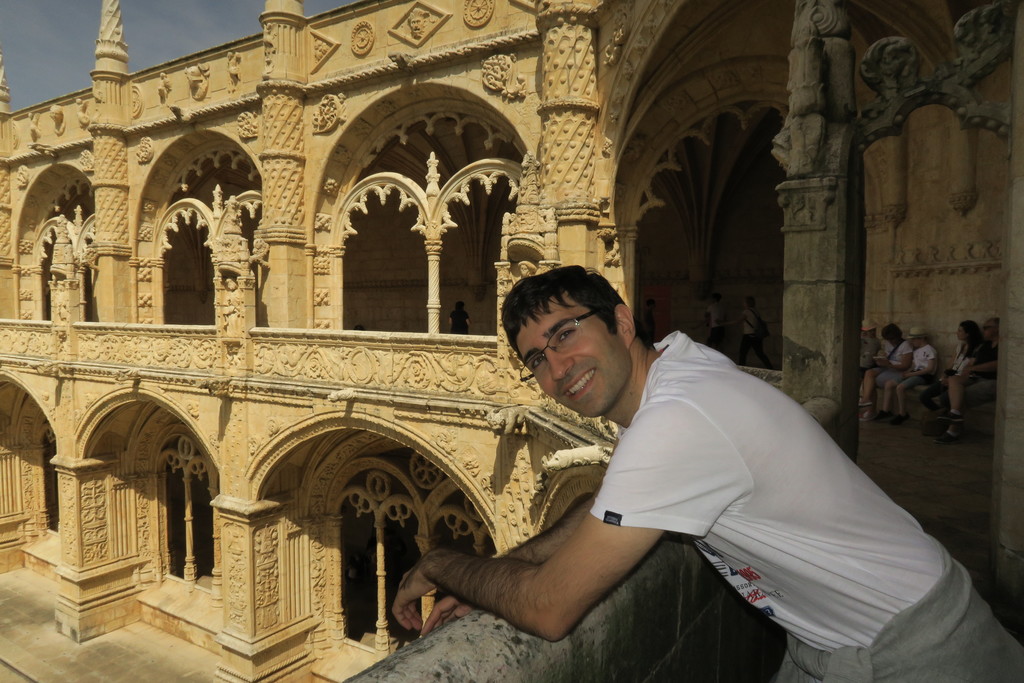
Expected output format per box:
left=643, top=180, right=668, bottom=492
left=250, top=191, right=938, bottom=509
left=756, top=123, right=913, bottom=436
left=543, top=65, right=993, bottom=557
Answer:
left=421, top=595, right=474, bottom=635
left=393, top=560, right=437, bottom=632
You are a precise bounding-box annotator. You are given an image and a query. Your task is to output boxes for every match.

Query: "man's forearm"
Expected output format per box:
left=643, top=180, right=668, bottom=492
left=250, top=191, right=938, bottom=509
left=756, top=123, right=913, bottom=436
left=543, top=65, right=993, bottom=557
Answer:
left=419, top=548, right=556, bottom=638
left=503, top=497, right=592, bottom=564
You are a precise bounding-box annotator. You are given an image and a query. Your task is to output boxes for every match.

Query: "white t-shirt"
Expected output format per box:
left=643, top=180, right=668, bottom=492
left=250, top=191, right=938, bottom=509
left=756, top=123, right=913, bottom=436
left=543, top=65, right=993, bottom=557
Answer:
left=911, top=344, right=937, bottom=373
left=592, top=332, right=943, bottom=651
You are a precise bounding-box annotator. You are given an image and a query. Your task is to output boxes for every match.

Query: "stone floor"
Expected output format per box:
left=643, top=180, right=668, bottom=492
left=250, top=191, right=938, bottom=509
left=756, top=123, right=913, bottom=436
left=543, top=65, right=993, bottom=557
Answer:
left=0, top=420, right=1015, bottom=681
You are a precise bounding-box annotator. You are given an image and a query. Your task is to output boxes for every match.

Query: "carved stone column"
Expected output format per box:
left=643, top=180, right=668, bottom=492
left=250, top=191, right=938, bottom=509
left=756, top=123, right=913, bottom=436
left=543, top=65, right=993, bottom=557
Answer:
left=420, top=236, right=443, bottom=334
left=773, top=0, right=861, bottom=456
left=51, top=454, right=143, bottom=642
left=995, top=1, right=1024, bottom=620
left=213, top=495, right=316, bottom=683
left=257, top=2, right=308, bottom=328
left=90, top=1, right=132, bottom=322
left=537, top=0, right=601, bottom=268
left=0, top=60, right=12, bottom=320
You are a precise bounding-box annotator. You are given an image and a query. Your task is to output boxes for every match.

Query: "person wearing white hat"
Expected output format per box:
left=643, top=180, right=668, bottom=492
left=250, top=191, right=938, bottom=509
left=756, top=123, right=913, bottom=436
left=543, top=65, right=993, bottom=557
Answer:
left=881, top=326, right=937, bottom=425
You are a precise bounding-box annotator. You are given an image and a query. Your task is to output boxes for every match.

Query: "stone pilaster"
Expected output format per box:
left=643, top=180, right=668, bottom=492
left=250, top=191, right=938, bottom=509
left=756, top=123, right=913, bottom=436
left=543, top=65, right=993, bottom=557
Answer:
left=0, top=444, right=47, bottom=573
left=774, top=0, right=861, bottom=456
left=993, top=1, right=1024, bottom=622
left=213, top=495, right=317, bottom=683
left=537, top=1, right=601, bottom=268
left=51, top=454, right=142, bottom=642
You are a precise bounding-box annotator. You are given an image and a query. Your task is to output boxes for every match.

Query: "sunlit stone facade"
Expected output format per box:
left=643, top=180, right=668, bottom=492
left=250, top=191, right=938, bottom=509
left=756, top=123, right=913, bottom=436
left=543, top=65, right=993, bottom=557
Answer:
left=0, top=0, right=1021, bottom=680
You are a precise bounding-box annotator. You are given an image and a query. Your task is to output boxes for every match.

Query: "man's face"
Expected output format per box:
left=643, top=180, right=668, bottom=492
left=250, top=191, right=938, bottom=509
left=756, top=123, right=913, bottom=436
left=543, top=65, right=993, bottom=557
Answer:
left=514, top=298, right=633, bottom=421
left=983, top=319, right=999, bottom=341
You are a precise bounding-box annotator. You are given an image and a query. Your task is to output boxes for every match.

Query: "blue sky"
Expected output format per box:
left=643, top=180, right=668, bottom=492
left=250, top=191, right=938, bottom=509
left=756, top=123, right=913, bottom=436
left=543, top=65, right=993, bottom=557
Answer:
left=0, top=0, right=351, bottom=111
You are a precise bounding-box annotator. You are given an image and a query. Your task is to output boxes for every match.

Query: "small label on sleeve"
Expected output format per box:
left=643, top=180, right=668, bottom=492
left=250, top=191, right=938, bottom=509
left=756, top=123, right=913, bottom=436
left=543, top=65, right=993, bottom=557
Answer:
left=602, top=510, right=622, bottom=526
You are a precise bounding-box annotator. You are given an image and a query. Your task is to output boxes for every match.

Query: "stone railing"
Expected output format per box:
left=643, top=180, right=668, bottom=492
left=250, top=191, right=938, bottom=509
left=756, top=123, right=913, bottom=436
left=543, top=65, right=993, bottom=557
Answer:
left=0, top=321, right=55, bottom=359
left=75, top=323, right=221, bottom=370
left=249, top=329, right=505, bottom=399
left=0, top=320, right=515, bottom=404
left=350, top=538, right=784, bottom=682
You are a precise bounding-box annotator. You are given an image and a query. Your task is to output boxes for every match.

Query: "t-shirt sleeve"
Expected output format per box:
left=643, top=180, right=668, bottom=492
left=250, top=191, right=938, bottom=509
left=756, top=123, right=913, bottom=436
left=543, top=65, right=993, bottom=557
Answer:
left=592, top=400, right=753, bottom=537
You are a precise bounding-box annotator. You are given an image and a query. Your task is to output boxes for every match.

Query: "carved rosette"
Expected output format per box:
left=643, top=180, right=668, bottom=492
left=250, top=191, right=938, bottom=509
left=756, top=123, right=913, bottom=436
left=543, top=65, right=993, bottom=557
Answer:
left=237, top=111, right=260, bottom=140
left=311, top=94, right=347, bottom=135
left=136, top=136, right=154, bottom=164
left=464, top=0, right=494, bottom=28
left=351, top=21, right=375, bottom=57
left=481, top=54, right=527, bottom=100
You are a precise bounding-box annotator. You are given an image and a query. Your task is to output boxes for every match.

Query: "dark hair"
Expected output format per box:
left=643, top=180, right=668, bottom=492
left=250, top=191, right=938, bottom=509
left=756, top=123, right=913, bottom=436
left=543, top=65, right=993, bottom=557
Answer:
left=711, top=292, right=722, bottom=302
left=745, top=296, right=756, bottom=307
left=455, top=301, right=465, bottom=310
left=501, top=265, right=649, bottom=356
left=880, top=323, right=902, bottom=342
left=958, top=320, right=983, bottom=354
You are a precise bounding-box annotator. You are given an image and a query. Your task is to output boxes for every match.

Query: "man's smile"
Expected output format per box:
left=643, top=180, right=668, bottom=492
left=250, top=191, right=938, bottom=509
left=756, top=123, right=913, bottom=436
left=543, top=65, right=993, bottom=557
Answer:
left=563, top=368, right=595, bottom=397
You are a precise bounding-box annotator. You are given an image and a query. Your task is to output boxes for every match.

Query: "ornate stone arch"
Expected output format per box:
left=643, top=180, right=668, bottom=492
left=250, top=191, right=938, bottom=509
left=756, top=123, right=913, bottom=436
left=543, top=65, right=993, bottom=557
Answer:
left=136, top=133, right=261, bottom=253
left=248, top=411, right=492, bottom=529
left=0, top=371, right=55, bottom=448
left=73, top=388, right=212, bottom=466
left=318, top=84, right=528, bottom=201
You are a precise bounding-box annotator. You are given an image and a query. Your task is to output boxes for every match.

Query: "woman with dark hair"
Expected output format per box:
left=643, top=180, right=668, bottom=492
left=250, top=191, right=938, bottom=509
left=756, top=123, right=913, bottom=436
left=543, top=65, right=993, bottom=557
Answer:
left=919, top=320, right=982, bottom=412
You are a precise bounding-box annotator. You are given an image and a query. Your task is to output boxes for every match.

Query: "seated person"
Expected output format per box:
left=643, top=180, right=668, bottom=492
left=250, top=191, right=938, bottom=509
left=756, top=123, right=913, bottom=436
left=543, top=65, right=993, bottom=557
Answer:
left=919, top=320, right=983, bottom=412
left=859, top=320, right=880, bottom=378
left=882, top=327, right=936, bottom=425
left=859, top=323, right=912, bottom=420
left=934, top=317, right=999, bottom=445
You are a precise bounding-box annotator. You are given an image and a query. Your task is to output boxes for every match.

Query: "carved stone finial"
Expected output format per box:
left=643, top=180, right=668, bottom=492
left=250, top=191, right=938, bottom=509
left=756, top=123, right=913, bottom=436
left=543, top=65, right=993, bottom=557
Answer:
left=96, top=0, right=129, bottom=67
left=425, top=152, right=440, bottom=197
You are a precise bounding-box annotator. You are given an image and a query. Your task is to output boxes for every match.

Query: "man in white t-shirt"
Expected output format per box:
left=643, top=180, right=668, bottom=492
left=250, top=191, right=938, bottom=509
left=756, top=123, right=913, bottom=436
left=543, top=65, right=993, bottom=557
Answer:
left=393, top=266, right=1024, bottom=681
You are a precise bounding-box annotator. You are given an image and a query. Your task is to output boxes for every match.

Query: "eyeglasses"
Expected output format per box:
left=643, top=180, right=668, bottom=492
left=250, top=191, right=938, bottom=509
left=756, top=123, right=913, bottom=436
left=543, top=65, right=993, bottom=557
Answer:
left=519, top=310, right=598, bottom=382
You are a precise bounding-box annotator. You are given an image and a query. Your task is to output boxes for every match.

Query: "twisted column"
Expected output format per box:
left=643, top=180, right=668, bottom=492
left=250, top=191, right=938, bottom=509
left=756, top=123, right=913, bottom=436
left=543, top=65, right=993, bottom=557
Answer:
left=537, top=1, right=601, bottom=267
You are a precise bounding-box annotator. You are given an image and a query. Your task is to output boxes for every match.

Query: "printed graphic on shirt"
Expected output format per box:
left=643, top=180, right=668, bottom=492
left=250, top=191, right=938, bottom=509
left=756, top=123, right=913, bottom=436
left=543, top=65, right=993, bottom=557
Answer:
left=602, top=510, right=623, bottom=526
left=693, top=539, right=784, bottom=619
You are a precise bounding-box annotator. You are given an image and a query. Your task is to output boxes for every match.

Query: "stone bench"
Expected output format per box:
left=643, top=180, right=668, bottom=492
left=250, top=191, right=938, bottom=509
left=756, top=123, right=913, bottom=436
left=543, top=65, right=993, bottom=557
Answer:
left=868, top=382, right=995, bottom=435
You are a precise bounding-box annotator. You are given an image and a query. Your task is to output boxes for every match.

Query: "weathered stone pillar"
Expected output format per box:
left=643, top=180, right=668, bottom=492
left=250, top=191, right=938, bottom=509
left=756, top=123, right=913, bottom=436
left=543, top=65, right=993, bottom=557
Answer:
left=214, top=495, right=317, bottom=682
left=89, top=1, right=132, bottom=322
left=51, top=454, right=142, bottom=642
left=537, top=0, right=601, bottom=268
left=773, top=0, right=861, bottom=456
left=257, top=1, right=308, bottom=328
left=0, top=51, right=12, bottom=320
left=994, top=1, right=1024, bottom=620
